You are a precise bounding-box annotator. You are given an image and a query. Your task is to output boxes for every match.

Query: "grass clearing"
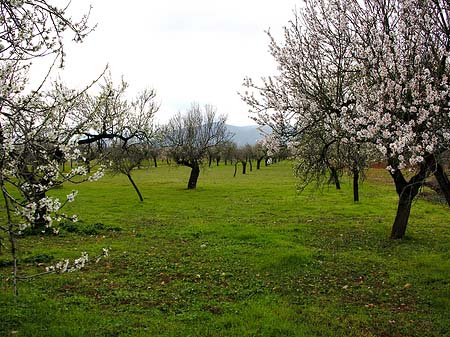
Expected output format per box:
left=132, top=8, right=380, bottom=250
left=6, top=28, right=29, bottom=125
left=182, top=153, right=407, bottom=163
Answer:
left=1, top=161, right=449, bottom=336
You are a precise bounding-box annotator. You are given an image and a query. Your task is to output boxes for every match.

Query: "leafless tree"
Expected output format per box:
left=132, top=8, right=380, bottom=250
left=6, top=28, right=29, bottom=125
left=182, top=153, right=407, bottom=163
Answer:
left=106, top=143, right=147, bottom=202
left=163, top=103, right=231, bottom=189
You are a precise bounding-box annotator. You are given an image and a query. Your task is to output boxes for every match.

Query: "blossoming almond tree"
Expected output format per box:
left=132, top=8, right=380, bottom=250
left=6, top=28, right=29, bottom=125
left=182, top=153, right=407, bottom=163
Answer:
left=343, top=0, right=450, bottom=238
left=0, top=0, right=106, bottom=296
left=243, top=0, right=449, bottom=238
left=241, top=0, right=373, bottom=200
left=79, top=75, right=159, bottom=201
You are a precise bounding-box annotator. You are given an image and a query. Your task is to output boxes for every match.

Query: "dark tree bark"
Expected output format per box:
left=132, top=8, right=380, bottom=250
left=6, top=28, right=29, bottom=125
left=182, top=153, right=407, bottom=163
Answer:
left=242, top=162, right=247, bottom=175
left=216, top=157, right=220, bottom=166
left=187, top=165, right=200, bottom=189
left=257, top=157, right=264, bottom=170
left=390, top=165, right=427, bottom=239
left=353, top=167, right=359, bottom=203
left=434, top=163, right=450, bottom=207
left=249, top=159, right=253, bottom=172
left=425, top=155, right=450, bottom=207
left=126, top=174, right=143, bottom=202
left=152, top=155, right=158, bottom=168
left=330, top=167, right=341, bottom=190
left=208, top=155, right=213, bottom=168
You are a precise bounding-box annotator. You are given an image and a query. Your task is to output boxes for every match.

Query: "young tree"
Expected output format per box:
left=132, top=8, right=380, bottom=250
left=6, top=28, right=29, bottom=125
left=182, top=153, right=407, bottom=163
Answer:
left=84, top=75, right=159, bottom=201
left=163, top=103, right=230, bottom=189
left=106, top=143, right=147, bottom=202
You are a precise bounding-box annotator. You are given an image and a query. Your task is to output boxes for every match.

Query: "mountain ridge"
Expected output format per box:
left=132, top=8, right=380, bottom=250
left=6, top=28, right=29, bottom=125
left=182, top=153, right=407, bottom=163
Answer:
left=226, top=124, right=269, bottom=146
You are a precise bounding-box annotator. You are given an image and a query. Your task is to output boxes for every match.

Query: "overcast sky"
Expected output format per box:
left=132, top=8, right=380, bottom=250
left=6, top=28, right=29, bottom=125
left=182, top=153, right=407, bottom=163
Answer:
left=42, top=1, right=298, bottom=125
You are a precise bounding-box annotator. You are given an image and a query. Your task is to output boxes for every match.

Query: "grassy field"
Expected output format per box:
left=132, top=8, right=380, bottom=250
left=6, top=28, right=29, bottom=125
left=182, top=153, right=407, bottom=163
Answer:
left=1, top=161, right=449, bottom=337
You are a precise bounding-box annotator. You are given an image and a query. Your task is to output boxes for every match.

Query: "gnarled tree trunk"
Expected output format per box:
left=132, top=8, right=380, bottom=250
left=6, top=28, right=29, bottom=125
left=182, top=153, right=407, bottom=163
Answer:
left=424, top=155, right=450, bottom=207
left=390, top=165, right=427, bottom=239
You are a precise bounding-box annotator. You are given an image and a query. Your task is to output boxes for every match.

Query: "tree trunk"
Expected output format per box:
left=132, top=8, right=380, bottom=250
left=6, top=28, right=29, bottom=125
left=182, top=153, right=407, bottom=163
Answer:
left=257, top=158, right=263, bottom=170
left=216, top=157, right=220, bottom=166
left=433, top=163, right=450, bottom=207
left=353, top=167, right=359, bottom=203
left=188, top=165, right=200, bottom=189
left=126, top=174, right=143, bottom=202
left=391, top=191, right=414, bottom=239
left=242, top=162, right=247, bottom=175
left=249, top=160, right=253, bottom=172
left=425, top=155, right=450, bottom=207
left=330, top=167, right=341, bottom=190
left=390, top=165, right=427, bottom=239
left=153, top=156, right=158, bottom=168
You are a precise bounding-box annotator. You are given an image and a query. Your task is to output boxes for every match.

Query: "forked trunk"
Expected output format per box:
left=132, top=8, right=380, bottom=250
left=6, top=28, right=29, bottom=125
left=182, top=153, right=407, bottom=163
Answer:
left=330, top=167, right=341, bottom=190
left=188, top=165, right=200, bottom=189
left=390, top=165, right=427, bottom=239
left=257, top=158, right=263, bottom=170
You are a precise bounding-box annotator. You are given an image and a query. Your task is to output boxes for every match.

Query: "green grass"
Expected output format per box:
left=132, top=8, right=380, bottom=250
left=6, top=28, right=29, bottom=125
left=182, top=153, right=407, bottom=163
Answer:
left=1, top=161, right=449, bottom=337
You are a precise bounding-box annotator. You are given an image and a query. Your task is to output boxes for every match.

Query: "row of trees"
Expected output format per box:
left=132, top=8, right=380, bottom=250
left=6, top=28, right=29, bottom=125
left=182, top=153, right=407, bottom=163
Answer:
left=81, top=105, right=286, bottom=200
left=242, top=0, right=450, bottom=239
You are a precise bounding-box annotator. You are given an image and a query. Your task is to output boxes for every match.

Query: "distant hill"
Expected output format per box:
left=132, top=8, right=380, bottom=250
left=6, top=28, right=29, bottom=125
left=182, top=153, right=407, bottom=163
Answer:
left=226, top=124, right=269, bottom=146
